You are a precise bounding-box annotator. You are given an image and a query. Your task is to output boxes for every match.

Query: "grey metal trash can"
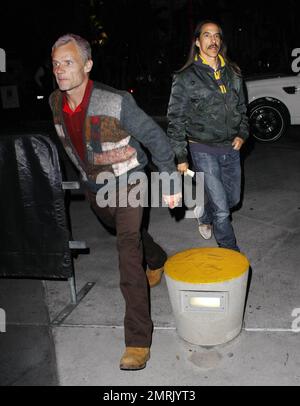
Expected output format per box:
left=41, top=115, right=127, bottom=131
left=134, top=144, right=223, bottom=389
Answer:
left=165, top=248, right=250, bottom=346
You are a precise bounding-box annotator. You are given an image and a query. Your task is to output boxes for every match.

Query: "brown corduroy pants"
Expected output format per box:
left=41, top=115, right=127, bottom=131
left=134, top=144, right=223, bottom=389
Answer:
left=87, top=185, right=166, bottom=347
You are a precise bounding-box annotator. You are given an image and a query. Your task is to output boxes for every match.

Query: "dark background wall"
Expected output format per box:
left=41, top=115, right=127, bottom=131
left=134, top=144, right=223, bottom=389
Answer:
left=1, top=0, right=299, bottom=119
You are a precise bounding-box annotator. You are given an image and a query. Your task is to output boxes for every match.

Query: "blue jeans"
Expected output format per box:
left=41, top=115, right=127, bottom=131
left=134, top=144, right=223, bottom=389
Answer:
left=191, top=149, right=241, bottom=251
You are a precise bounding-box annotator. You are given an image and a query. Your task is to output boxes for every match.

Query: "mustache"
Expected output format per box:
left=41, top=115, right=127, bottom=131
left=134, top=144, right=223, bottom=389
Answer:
left=208, top=44, right=219, bottom=49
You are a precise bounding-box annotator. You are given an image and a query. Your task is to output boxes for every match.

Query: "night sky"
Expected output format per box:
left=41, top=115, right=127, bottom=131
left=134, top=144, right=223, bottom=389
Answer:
left=1, top=0, right=299, bottom=116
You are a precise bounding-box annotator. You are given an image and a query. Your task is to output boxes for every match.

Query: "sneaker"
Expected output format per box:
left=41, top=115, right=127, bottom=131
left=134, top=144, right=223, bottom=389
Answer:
left=198, top=224, right=212, bottom=240
left=193, top=205, right=204, bottom=224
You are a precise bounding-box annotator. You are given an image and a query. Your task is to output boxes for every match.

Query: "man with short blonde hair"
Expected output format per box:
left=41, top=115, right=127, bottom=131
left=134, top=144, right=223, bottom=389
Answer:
left=50, top=34, right=180, bottom=371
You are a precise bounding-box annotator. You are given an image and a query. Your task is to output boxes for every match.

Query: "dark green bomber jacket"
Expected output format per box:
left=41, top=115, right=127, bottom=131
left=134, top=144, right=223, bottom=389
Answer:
left=49, top=81, right=177, bottom=192
left=167, top=62, right=249, bottom=164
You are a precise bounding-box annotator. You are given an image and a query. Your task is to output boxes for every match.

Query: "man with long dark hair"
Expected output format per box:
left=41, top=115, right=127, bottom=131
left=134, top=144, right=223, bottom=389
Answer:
left=167, top=20, right=249, bottom=251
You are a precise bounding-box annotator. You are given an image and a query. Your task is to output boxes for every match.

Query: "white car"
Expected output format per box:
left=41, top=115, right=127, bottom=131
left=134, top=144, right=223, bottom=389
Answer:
left=245, top=73, right=300, bottom=142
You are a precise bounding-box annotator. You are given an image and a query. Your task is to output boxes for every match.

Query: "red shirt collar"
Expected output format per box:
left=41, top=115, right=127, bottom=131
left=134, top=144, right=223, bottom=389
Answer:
left=62, top=80, right=93, bottom=115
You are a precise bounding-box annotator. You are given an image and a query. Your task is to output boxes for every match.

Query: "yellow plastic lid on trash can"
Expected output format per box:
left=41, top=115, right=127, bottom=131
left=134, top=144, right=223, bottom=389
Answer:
left=165, top=248, right=250, bottom=284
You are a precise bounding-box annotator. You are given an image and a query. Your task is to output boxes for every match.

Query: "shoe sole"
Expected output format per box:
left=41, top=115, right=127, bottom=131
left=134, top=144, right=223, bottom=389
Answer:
left=120, top=363, right=147, bottom=371
left=199, top=233, right=212, bottom=240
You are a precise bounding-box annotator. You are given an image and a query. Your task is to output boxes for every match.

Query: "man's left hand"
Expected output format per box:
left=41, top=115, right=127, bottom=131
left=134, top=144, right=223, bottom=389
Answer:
left=163, top=193, right=182, bottom=209
left=232, top=137, right=245, bottom=151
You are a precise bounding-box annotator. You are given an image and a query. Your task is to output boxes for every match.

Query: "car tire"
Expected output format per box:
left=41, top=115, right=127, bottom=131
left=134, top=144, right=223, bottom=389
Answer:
left=248, top=100, right=290, bottom=142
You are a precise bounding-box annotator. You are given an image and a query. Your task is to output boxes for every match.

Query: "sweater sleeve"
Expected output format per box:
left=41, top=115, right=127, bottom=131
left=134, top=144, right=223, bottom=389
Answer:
left=120, top=92, right=177, bottom=175
left=167, top=73, right=190, bottom=164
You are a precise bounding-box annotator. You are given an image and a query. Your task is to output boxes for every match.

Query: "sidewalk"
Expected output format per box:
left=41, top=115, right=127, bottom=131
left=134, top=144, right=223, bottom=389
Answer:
left=1, top=128, right=300, bottom=386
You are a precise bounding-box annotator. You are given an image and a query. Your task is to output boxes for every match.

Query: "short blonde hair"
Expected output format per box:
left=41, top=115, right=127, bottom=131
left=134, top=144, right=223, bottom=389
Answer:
left=52, top=34, right=92, bottom=62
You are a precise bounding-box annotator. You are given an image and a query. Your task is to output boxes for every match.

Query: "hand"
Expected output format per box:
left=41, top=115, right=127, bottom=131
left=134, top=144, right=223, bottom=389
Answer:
left=177, top=163, right=189, bottom=174
left=232, top=137, right=245, bottom=151
left=163, top=193, right=182, bottom=209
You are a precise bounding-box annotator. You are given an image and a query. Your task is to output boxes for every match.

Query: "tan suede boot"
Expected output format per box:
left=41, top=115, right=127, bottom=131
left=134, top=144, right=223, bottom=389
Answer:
left=120, top=347, right=150, bottom=370
left=146, top=267, right=164, bottom=288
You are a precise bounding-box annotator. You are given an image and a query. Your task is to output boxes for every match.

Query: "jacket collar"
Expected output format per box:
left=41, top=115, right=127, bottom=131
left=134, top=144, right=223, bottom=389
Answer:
left=194, top=54, right=226, bottom=70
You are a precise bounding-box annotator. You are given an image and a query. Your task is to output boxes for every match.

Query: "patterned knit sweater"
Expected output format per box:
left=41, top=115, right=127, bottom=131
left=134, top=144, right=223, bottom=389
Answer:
left=49, top=81, right=176, bottom=192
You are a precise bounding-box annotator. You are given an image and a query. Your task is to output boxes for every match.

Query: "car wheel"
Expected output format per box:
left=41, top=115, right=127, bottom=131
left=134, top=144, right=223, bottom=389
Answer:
left=248, top=100, right=290, bottom=142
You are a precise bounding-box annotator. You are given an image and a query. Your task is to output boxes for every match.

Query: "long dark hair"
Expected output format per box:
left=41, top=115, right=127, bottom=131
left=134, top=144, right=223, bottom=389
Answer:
left=178, top=20, right=241, bottom=75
